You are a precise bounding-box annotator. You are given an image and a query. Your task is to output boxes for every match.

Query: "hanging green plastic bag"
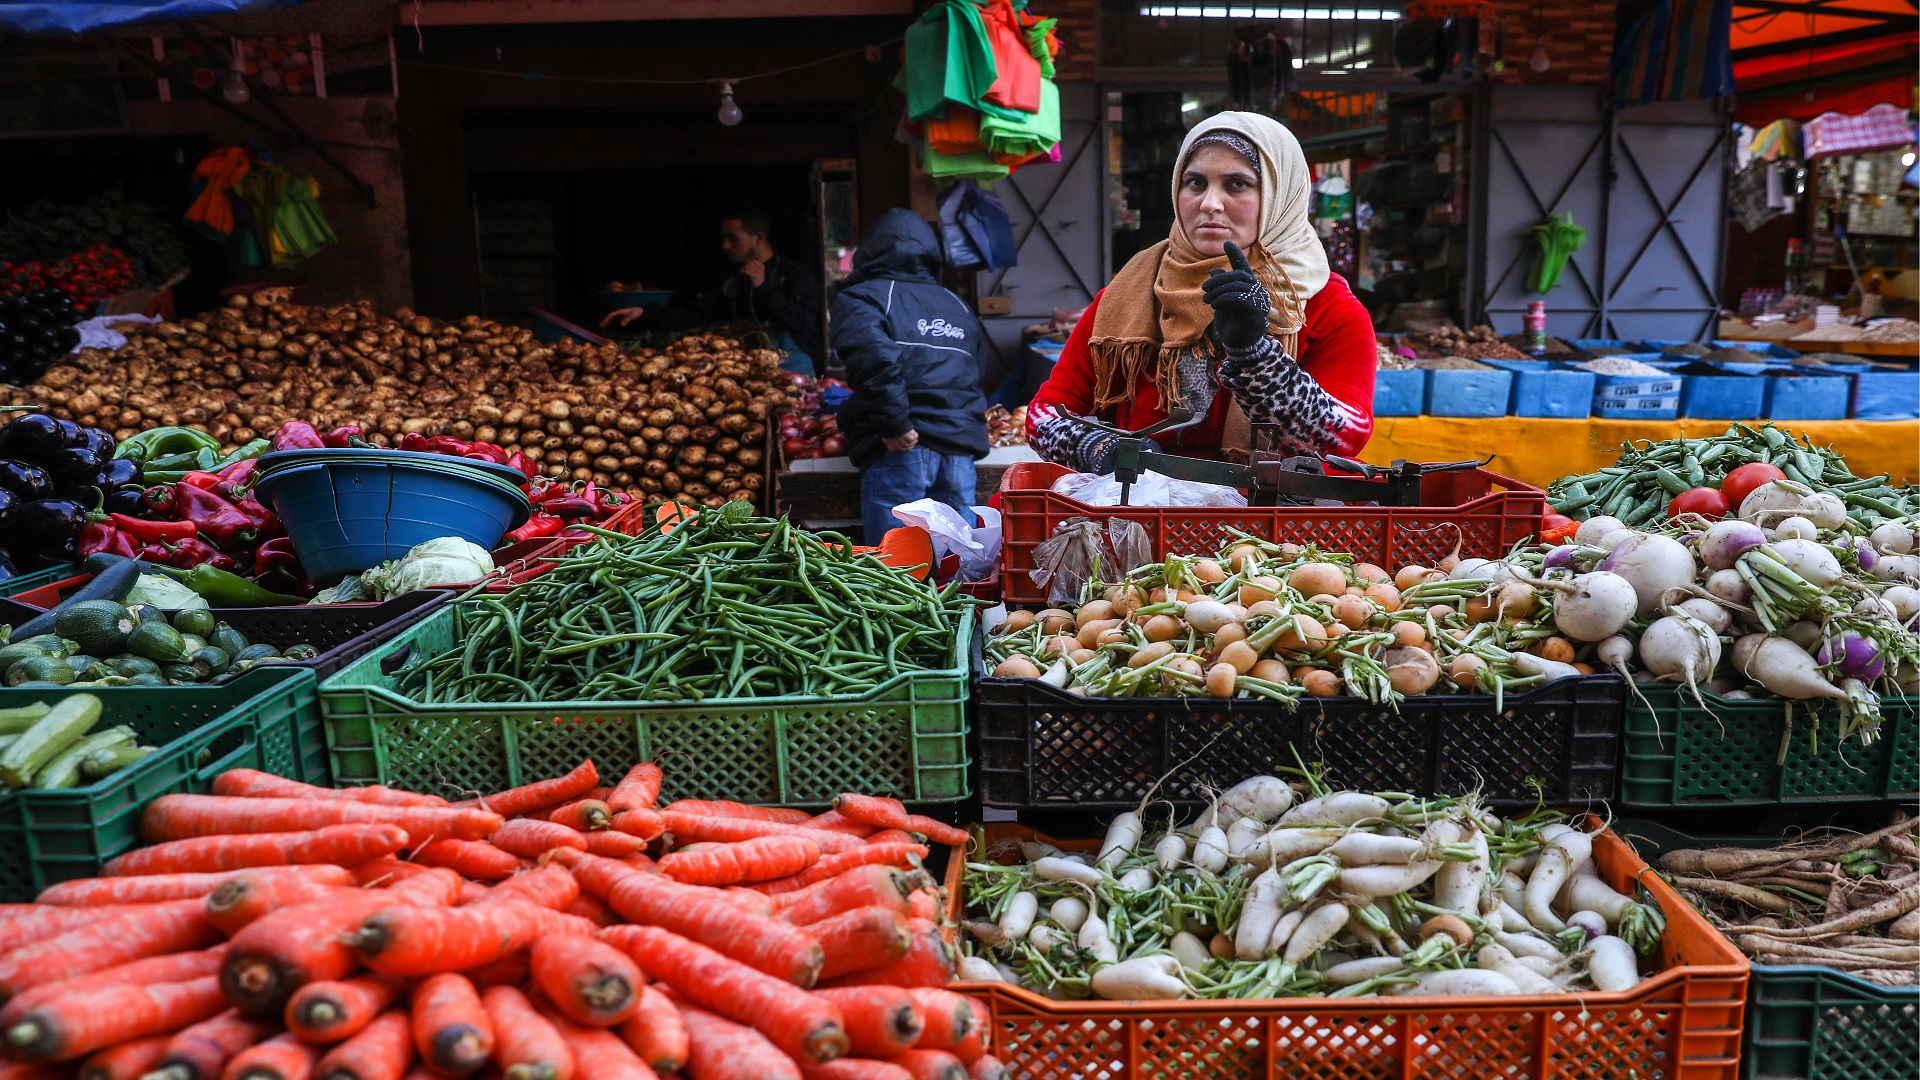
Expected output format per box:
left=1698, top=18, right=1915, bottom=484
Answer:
left=1527, top=212, right=1587, bottom=293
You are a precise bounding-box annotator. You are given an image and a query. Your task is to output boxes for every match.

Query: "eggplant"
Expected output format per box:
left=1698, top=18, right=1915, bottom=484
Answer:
left=53, top=418, right=86, bottom=448
left=0, top=414, right=66, bottom=461
left=43, top=447, right=109, bottom=493
left=81, top=428, right=115, bottom=460
left=0, top=489, right=15, bottom=531
left=12, top=497, right=85, bottom=550
left=0, top=551, right=13, bottom=584
left=101, top=457, right=141, bottom=490
left=0, top=459, right=51, bottom=501
left=102, top=487, right=146, bottom=517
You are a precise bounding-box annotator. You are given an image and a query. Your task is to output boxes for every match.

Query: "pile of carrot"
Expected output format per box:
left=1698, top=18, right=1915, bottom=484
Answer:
left=0, top=763, right=1001, bottom=1080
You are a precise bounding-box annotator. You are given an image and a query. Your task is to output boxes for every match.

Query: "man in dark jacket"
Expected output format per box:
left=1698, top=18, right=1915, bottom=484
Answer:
left=833, top=209, right=990, bottom=541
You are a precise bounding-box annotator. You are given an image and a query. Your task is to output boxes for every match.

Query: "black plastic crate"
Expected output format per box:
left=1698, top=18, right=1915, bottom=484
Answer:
left=977, top=674, right=1626, bottom=810
left=0, top=591, right=447, bottom=786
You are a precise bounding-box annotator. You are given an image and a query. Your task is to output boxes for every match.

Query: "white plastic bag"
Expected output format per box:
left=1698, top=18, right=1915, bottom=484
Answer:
left=1053, top=471, right=1247, bottom=508
left=889, top=500, right=1003, bottom=582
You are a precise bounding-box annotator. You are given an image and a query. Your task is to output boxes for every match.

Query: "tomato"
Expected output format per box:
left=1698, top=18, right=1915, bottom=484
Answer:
left=1540, top=512, right=1576, bottom=531
left=1720, top=462, right=1787, bottom=513
left=1668, top=486, right=1730, bottom=520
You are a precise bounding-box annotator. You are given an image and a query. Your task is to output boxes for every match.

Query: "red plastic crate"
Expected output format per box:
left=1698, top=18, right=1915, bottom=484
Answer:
left=996, top=460, right=1548, bottom=606
left=947, top=817, right=1749, bottom=1080
left=462, top=499, right=672, bottom=591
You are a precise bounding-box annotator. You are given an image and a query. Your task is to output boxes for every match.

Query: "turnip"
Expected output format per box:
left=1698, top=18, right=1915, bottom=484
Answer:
left=1098, top=811, right=1143, bottom=870
left=1638, top=613, right=1722, bottom=704
left=1410, top=969, right=1520, bottom=996
left=1733, top=633, right=1850, bottom=704
left=1699, top=519, right=1768, bottom=571
left=1600, top=533, right=1697, bottom=616
left=1847, top=536, right=1878, bottom=574
left=998, top=892, right=1039, bottom=941
left=1574, top=516, right=1624, bottom=546
left=1028, top=925, right=1065, bottom=951
left=1282, top=902, right=1351, bottom=963
left=1817, top=632, right=1886, bottom=682
left=1769, top=515, right=1819, bottom=541
left=1383, top=646, right=1442, bottom=696
left=1524, top=828, right=1593, bottom=932
left=1193, top=826, right=1230, bottom=872
left=1278, top=791, right=1391, bottom=828
left=1873, top=555, right=1920, bottom=584
left=1583, top=935, right=1642, bottom=991
left=1551, top=571, right=1639, bottom=641
left=1235, top=868, right=1288, bottom=960
left=1475, top=943, right=1558, bottom=994
left=1673, top=598, right=1731, bottom=634
left=957, top=956, right=1004, bottom=982
left=1448, top=558, right=1494, bottom=581
left=1740, top=481, right=1847, bottom=531
left=1090, top=954, right=1186, bottom=999
left=1049, top=897, right=1088, bottom=933
left=1871, top=521, right=1913, bottom=555
left=1170, top=931, right=1212, bottom=971
left=1566, top=910, right=1607, bottom=941
left=1770, top=538, right=1844, bottom=591
left=1154, top=831, right=1188, bottom=872
left=1705, top=568, right=1751, bottom=604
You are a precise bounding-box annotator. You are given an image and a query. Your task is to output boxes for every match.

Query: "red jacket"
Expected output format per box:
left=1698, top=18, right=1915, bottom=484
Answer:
left=1026, top=272, right=1376, bottom=459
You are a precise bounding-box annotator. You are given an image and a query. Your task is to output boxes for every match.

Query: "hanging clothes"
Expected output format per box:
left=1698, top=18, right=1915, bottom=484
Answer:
left=926, top=104, right=986, bottom=156
left=979, top=77, right=1060, bottom=160
left=903, top=1, right=999, bottom=122
left=1607, top=0, right=1733, bottom=107
left=980, top=0, right=1042, bottom=114
left=185, top=146, right=251, bottom=240
left=924, top=145, right=1010, bottom=184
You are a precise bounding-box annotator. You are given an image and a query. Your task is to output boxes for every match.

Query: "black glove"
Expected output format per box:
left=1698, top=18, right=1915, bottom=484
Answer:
left=1202, top=241, right=1271, bottom=354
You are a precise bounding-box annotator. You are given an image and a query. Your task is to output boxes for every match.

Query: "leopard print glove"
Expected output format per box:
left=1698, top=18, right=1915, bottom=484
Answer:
left=1028, top=402, right=1121, bottom=474
left=1215, top=337, right=1356, bottom=456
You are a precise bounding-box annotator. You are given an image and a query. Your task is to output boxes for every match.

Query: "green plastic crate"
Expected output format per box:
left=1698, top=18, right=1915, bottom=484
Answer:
left=1620, top=684, right=1918, bottom=809
left=0, top=563, right=80, bottom=599
left=319, top=602, right=971, bottom=806
left=0, top=667, right=319, bottom=900
left=1620, top=819, right=1919, bottom=1080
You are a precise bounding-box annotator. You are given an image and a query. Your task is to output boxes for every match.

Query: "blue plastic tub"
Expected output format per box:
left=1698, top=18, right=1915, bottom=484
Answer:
left=1853, top=370, right=1920, bottom=420
left=1583, top=362, right=1684, bottom=420
left=253, top=451, right=532, bottom=586
left=1423, top=369, right=1512, bottom=417
left=1482, top=360, right=1597, bottom=418
left=1764, top=369, right=1854, bottom=421
left=1642, top=339, right=1799, bottom=362
left=1675, top=362, right=1767, bottom=419
left=1567, top=338, right=1647, bottom=356
left=1373, top=368, right=1426, bottom=416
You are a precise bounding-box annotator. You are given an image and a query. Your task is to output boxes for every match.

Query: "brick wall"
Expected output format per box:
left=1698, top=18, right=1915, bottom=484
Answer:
left=1489, top=0, right=1617, bottom=87
left=1048, top=0, right=1096, bottom=82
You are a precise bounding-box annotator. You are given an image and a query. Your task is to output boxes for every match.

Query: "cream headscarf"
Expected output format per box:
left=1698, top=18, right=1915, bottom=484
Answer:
left=1089, top=110, right=1330, bottom=408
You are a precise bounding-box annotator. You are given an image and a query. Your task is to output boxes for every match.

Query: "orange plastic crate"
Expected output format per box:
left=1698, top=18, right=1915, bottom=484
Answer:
left=944, top=818, right=1749, bottom=1080
left=995, top=461, right=1548, bottom=607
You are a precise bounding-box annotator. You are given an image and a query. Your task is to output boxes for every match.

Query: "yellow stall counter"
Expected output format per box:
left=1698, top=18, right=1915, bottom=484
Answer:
left=1365, top=418, right=1920, bottom=490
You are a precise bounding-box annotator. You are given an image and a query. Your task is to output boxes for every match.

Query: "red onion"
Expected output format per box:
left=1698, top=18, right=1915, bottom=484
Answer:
left=1817, top=632, right=1885, bottom=682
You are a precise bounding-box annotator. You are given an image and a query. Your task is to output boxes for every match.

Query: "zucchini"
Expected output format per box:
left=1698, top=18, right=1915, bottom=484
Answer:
left=106, top=655, right=161, bottom=678
left=160, top=663, right=203, bottom=683
left=171, top=609, right=217, bottom=638
left=0, top=703, right=52, bottom=735
left=123, top=673, right=167, bottom=687
left=126, top=622, right=189, bottom=664
left=189, top=646, right=231, bottom=677
left=80, top=743, right=156, bottom=781
left=128, top=604, right=168, bottom=626
left=234, top=644, right=282, bottom=663
left=7, top=560, right=143, bottom=640
left=31, top=726, right=136, bottom=790
left=177, top=634, right=207, bottom=655
left=54, top=601, right=138, bottom=655
left=65, top=656, right=109, bottom=682
left=8, top=657, right=74, bottom=687
left=0, top=694, right=102, bottom=787
left=283, top=644, right=320, bottom=662
left=209, top=624, right=250, bottom=658
left=0, top=734, right=18, bottom=754
left=0, top=640, right=66, bottom=672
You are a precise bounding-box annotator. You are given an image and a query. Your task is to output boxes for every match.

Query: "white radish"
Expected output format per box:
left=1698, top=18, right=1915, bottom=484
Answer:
left=1516, top=955, right=1565, bottom=978
left=1326, top=955, right=1405, bottom=987
left=1566, top=910, right=1607, bottom=941
left=1252, top=827, right=1345, bottom=870
left=1182, top=599, right=1235, bottom=634
left=1336, top=860, right=1442, bottom=897
left=998, top=892, right=1039, bottom=941
left=1264, top=909, right=1307, bottom=956
left=1225, top=815, right=1269, bottom=859
left=1193, top=826, right=1230, bottom=872
left=1733, top=633, right=1851, bottom=704
left=1782, top=620, right=1824, bottom=649
left=1282, top=903, right=1352, bottom=964
left=1020, top=841, right=1065, bottom=861
left=1170, top=931, right=1213, bottom=970
left=1563, top=863, right=1634, bottom=927
left=1496, top=870, right=1529, bottom=912
left=1079, top=906, right=1118, bottom=964
left=1675, top=597, right=1732, bottom=635
left=1050, top=897, right=1089, bottom=933
left=1154, top=832, right=1188, bottom=872
left=1209, top=775, right=1295, bottom=832
left=1325, top=832, right=1424, bottom=866
left=1098, top=812, right=1144, bottom=870
left=1277, top=791, right=1391, bottom=828
left=1705, top=568, right=1751, bottom=605
left=1028, top=925, right=1065, bottom=951
left=958, top=956, right=1005, bottom=981
left=1524, top=829, right=1593, bottom=932
left=1574, top=516, right=1624, bottom=546
left=1432, top=828, right=1490, bottom=915
left=1770, top=538, right=1844, bottom=592
left=1598, top=533, right=1697, bottom=616
left=1234, top=868, right=1287, bottom=960
left=1495, top=930, right=1562, bottom=960
left=1090, top=954, right=1186, bottom=999
left=964, top=920, right=1005, bottom=947
left=1034, top=857, right=1103, bottom=886
left=1584, top=935, right=1643, bottom=991
left=1493, top=903, right=1534, bottom=934
left=1476, top=943, right=1559, bottom=994
left=1552, top=571, right=1640, bottom=641
left=1117, top=867, right=1155, bottom=892
left=1509, top=651, right=1582, bottom=683
left=1410, top=969, right=1520, bottom=996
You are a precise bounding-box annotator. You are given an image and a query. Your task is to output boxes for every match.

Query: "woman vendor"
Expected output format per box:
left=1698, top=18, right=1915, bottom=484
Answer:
left=1026, top=112, right=1375, bottom=472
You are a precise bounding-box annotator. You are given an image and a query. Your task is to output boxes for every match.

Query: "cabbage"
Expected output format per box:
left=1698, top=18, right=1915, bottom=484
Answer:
left=359, top=537, right=494, bottom=600
left=126, top=574, right=209, bottom=610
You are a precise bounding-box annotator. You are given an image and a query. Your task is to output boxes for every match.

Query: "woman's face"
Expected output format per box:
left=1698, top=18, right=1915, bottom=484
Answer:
left=1177, top=143, right=1261, bottom=257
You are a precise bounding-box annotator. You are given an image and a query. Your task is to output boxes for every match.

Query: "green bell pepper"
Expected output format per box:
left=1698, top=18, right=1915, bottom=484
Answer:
left=117, top=427, right=222, bottom=467
left=152, top=564, right=306, bottom=607
left=213, top=439, right=271, bottom=471
left=142, top=448, right=221, bottom=485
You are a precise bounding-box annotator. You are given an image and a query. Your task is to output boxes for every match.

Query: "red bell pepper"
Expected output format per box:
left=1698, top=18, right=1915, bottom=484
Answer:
left=111, top=513, right=198, bottom=544
left=506, top=452, right=538, bottom=483
left=398, top=432, right=429, bottom=453
left=322, top=425, right=365, bottom=449
left=144, top=483, right=257, bottom=547
left=424, top=435, right=472, bottom=457
left=233, top=493, right=284, bottom=541
left=541, top=496, right=598, bottom=520
left=271, top=421, right=325, bottom=451
left=218, top=456, right=260, bottom=487
left=462, top=442, right=509, bottom=465
left=135, top=538, right=235, bottom=572
left=179, top=471, right=226, bottom=491
left=80, top=522, right=137, bottom=559
left=502, top=515, right=564, bottom=544
left=253, top=535, right=301, bottom=575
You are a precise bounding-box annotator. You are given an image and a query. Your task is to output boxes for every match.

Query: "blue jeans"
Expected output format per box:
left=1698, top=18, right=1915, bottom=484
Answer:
left=861, top=448, right=976, bottom=542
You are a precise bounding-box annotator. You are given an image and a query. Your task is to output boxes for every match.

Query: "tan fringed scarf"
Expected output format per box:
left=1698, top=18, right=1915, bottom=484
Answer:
left=1088, top=112, right=1329, bottom=413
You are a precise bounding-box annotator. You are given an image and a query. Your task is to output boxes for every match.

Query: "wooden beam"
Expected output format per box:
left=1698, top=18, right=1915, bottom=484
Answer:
left=405, top=0, right=914, bottom=26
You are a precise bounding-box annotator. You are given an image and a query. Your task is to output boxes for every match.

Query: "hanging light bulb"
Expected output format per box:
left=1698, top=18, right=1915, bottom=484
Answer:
left=1528, top=41, right=1552, bottom=73
left=716, top=81, right=743, bottom=127
left=223, top=63, right=250, bottom=104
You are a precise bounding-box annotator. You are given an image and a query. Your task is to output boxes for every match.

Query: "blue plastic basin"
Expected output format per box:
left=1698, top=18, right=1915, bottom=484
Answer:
left=253, top=451, right=532, bottom=586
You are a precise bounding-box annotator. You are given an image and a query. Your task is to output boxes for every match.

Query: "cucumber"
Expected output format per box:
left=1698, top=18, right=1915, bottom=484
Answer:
left=54, top=601, right=138, bottom=655
left=8, top=657, right=74, bottom=687
left=189, top=646, right=231, bottom=677
left=124, top=673, right=168, bottom=687
left=0, top=703, right=52, bottom=736
left=31, top=727, right=136, bottom=790
left=283, top=644, right=320, bottom=662
left=171, top=609, right=217, bottom=638
left=0, top=695, right=102, bottom=788
left=128, top=604, right=168, bottom=627
left=106, top=655, right=161, bottom=678
left=7, top=560, right=143, bottom=640
left=209, top=624, right=250, bottom=658
left=80, top=743, right=156, bottom=781
left=126, top=622, right=189, bottom=664
left=234, top=645, right=281, bottom=663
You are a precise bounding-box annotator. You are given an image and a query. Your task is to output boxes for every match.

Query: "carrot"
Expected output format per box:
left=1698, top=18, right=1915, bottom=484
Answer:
left=139, top=797, right=500, bottom=845
left=811, top=908, right=911, bottom=982
left=146, top=1010, right=274, bottom=1080
left=751, top=847, right=929, bottom=897
left=897, top=818, right=964, bottom=849
left=477, top=865, right=578, bottom=910
left=530, top=1010, right=652, bottom=1080
left=479, top=989, right=570, bottom=1080
left=222, top=868, right=461, bottom=1016
left=773, top=867, right=924, bottom=927
left=662, top=802, right=810, bottom=826
left=964, top=1056, right=1004, bottom=1080
left=286, top=975, right=405, bottom=1044
left=313, top=1010, right=411, bottom=1080
left=798, top=1062, right=912, bottom=1080
left=809, top=989, right=921, bottom=1060
left=901, top=993, right=968, bottom=1053
left=39, top=867, right=356, bottom=907
left=547, top=799, right=612, bottom=833
left=0, top=947, right=227, bottom=1033
left=800, top=814, right=875, bottom=839
left=457, top=951, right=529, bottom=990
left=941, top=998, right=987, bottom=1065
left=410, top=974, right=491, bottom=1078
left=461, top=762, right=599, bottom=818
left=351, top=857, right=436, bottom=888
left=599, top=927, right=844, bottom=1064
left=564, top=896, right=617, bottom=927
left=905, top=891, right=939, bottom=923
left=452, top=882, right=488, bottom=906
left=355, top=900, right=595, bottom=976
left=724, top=890, right=776, bottom=918
left=666, top=995, right=800, bottom=1080
left=5, top=976, right=228, bottom=1062
left=862, top=832, right=921, bottom=848
left=0, top=1063, right=70, bottom=1080
left=582, top=832, right=647, bottom=859
left=828, top=800, right=964, bottom=849
left=657, top=813, right=858, bottom=856
left=618, top=854, right=656, bottom=873
left=212, top=771, right=447, bottom=809
left=77, top=1034, right=171, bottom=1080
left=614, top=988, right=684, bottom=1076
left=607, top=812, right=663, bottom=842
left=107, top=826, right=410, bottom=878
left=558, top=853, right=822, bottom=987
left=659, top=837, right=820, bottom=887
left=411, top=840, right=518, bottom=882
left=0, top=903, right=161, bottom=954
left=530, top=936, right=641, bottom=1028
left=206, top=875, right=361, bottom=936
left=0, top=898, right=220, bottom=1002
left=604, top=766, right=661, bottom=814
left=817, top=921, right=952, bottom=991
left=221, top=1033, right=317, bottom=1080
left=490, top=819, right=588, bottom=858
left=882, top=1051, right=963, bottom=1080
